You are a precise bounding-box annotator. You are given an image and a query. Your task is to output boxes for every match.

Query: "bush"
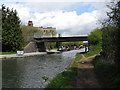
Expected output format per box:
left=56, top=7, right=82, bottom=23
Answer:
left=88, top=29, right=102, bottom=45
left=93, top=55, right=120, bottom=88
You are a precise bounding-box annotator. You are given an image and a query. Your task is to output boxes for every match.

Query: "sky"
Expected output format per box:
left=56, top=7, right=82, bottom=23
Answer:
left=0, top=0, right=115, bottom=36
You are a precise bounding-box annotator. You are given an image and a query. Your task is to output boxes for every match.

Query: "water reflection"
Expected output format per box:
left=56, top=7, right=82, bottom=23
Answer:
left=2, top=48, right=85, bottom=88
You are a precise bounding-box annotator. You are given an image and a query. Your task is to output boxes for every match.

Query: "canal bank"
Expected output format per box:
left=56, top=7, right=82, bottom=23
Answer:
left=46, top=53, right=82, bottom=90
left=0, top=52, right=47, bottom=59
left=46, top=53, right=83, bottom=88
left=0, top=49, right=61, bottom=59
left=46, top=54, right=101, bottom=88
left=46, top=45, right=102, bottom=88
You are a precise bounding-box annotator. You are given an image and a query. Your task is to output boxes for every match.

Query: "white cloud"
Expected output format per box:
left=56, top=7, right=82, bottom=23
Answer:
left=28, top=10, right=106, bottom=35
left=1, top=2, right=110, bottom=35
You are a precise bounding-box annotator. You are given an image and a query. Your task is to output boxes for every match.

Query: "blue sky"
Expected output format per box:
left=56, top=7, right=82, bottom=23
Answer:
left=65, top=3, right=97, bottom=15
left=0, top=1, right=110, bottom=35
left=7, top=2, right=98, bottom=15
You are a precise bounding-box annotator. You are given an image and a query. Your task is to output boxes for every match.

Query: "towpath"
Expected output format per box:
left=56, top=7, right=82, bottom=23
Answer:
left=0, top=52, right=47, bottom=59
left=76, top=54, right=101, bottom=88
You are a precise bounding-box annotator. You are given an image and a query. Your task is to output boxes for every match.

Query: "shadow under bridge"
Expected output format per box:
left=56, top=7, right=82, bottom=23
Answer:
left=34, top=36, right=88, bottom=52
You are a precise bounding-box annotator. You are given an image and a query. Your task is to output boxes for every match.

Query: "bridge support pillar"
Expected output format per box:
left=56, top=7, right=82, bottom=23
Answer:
left=56, top=42, right=59, bottom=49
left=36, top=42, right=46, bottom=52
left=56, top=42, right=62, bottom=50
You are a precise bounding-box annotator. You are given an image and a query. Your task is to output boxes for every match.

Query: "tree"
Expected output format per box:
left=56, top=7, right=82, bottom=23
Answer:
left=88, top=29, right=102, bottom=45
left=107, top=1, right=120, bottom=71
left=102, top=26, right=117, bottom=62
left=102, top=1, right=120, bottom=71
left=2, top=5, right=23, bottom=52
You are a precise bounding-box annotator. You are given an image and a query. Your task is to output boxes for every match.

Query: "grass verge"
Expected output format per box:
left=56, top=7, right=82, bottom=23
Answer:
left=0, top=52, right=16, bottom=55
left=46, top=53, right=82, bottom=88
left=84, top=44, right=102, bottom=57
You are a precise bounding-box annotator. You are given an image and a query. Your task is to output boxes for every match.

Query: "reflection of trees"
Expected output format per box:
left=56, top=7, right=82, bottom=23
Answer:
left=2, top=59, right=22, bottom=88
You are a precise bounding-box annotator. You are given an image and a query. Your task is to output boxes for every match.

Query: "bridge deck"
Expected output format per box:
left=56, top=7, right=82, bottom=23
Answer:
left=34, top=36, right=88, bottom=42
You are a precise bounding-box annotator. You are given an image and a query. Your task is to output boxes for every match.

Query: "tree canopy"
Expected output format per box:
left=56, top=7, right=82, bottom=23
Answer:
left=88, top=29, right=102, bottom=45
left=2, top=5, right=23, bottom=52
left=101, top=1, right=120, bottom=71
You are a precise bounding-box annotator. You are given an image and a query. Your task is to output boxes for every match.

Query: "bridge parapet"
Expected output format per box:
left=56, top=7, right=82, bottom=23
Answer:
left=34, top=36, right=88, bottom=42
left=33, top=35, right=88, bottom=52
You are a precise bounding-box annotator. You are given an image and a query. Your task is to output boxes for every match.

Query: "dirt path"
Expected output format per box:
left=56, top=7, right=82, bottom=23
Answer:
left=76, top=54, right=101, bottom=88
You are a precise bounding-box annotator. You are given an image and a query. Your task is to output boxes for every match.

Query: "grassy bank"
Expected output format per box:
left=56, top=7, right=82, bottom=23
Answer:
left=93, top=58, right=120, bottom=88
left=84, top=44, right=102, bottom=57
left=46, top=53, right=82, bottom=88
left=0, top=52, right=16, bottom=55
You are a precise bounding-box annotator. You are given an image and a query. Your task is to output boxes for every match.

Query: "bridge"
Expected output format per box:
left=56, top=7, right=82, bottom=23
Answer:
left=33, top=36, right=88, bottom=52
left=34, top=36, right=88, bottom=42
left=24, top=35, right=88, bottom=53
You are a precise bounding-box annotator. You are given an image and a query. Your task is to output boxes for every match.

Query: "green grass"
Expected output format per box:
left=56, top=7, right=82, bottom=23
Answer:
left=75, top=53, right=82, bottom=61
left=72, top=53, right=82, bottom=67
left=46, top=68, right=77, bottom=88
left=46, top=53, right=82, bottom=88
left=84, top=44, right=102, bottom=57
left=48, top=48, right=58, bottom=51
left=0, top=52, right=16, bottom=55
left=94, top=60, right=120, bottom=88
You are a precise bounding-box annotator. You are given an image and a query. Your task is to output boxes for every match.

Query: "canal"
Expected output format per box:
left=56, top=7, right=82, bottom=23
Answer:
left=2, top=48, right=85, bottom=88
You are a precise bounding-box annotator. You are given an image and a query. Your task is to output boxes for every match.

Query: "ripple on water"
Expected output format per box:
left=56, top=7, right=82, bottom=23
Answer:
left=2, top=49, right=84, bottom=88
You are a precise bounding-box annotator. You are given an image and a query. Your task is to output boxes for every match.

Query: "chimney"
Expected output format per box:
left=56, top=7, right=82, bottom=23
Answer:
left=28, top=21, right=33, bottom=27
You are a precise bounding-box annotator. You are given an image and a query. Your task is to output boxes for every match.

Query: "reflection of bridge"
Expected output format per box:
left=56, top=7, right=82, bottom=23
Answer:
left=33, top=36, right=88, bottom=52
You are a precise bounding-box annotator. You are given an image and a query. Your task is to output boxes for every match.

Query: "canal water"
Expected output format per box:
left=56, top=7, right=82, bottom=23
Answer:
left=2, top=49, right=85, bottom=88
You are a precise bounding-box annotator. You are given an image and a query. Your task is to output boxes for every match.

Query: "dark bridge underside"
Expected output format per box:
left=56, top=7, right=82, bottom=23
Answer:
left=34, top=36, right=88, bottom=42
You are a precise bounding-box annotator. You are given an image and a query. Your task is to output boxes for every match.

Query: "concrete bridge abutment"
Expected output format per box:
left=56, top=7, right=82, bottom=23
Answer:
left=36, top=42, right=46, bottom=52
left=24, top=41, right=46, bottom=53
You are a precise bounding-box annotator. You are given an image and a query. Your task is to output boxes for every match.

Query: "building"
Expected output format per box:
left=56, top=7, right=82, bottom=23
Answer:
left=28, top=21, right=57, bottom=37
left=39, top=27, right=56, bottom=34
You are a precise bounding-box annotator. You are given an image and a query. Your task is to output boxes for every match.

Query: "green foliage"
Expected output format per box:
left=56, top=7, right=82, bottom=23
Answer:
left=94, top=59, right=120, bottom=88
left=109, top=1, right=120, bottom=71
left=84, top=44, right=102, bottom=57
left=93, top=2, right=120, bottom=87
left=21, top=25, right=57, bottom=48
left=88, top=29, right=102, bottom=45
left=21, top=25, right=39, bottom=46
left=2, top=5, right=23, bottom=52
left=21, top=25, right=39, bottom=36
left=72, top=53, right=82, bottom=67
left=102, top=1, right=120, bottom=71
left=46, top=68, right=77, bottom=88
left=62, top=41, right=83, bottom=46
left=0, top=52, right=16, bottom=55
left=75, top=53, right=82, bottom=61
left=102, top=26, right=117, bottom=62
left=45, top=42, right=56, bottom=49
